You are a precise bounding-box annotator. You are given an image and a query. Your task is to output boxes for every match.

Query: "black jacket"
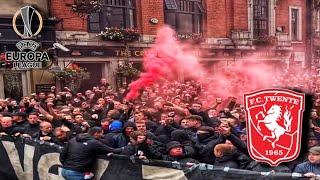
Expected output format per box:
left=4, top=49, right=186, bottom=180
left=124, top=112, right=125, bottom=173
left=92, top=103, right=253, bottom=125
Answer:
left=101, top=130, right=124, bottom=148
left=154, top=124, right=176, bottom=140
left=60, top=133, right=117, bottom=172
left=120, top=140, right=165, bottom=160
left=0, top=125, right=25, bottom=136
left=14, top=120, right=28, bottom=128
left=195, top=134, right=227, bottom=164
left=52, top=136, right=68, bottom=147
left=214, top=152, right=240, bottom=169
left=23, top=123, right=40, bottom=138
left=162, top=144, right=198, bottom=163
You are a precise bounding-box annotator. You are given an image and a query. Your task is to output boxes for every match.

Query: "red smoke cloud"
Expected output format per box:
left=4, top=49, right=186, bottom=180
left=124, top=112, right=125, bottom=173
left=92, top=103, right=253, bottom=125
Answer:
left=126, top=26, right=311, bottom=103
left=126, top=26, right=205, bottom=100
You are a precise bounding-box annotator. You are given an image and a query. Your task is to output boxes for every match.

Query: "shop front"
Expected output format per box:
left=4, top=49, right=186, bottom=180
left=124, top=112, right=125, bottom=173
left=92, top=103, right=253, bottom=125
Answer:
left=57, top=45, right=144, bottom=91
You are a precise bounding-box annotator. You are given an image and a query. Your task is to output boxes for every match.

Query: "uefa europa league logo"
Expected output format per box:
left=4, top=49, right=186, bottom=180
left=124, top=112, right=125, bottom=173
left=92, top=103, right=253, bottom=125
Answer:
left=5, top=5, right=49, bottom=70
left=12, top=6, right=43, bottom=38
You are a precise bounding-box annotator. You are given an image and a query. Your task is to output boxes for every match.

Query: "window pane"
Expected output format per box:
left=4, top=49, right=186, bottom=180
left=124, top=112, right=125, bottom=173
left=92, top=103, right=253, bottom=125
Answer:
left=291, top=9, right=299, bottom=41
left=165, top=12, right=176, bottom=29
left=197, top=2, right=204, bottom=13
left=89, top=13, right=99, bottom=23
left=253, top=0, right=268, bottom=37
left=112, top=8, right=124, bottom=27
left=164, top=0, right=203, bottom=33
left=194, top=14, right=201, bottom=33
left=103, top=7, right=125, bottom=28
left=90, top=23, right=100, bottom=31
left=177, top=13, right=193, bottom=34
left=165, top=0, right=178, bottom=10
left=128, top=9, right=134, bottom=28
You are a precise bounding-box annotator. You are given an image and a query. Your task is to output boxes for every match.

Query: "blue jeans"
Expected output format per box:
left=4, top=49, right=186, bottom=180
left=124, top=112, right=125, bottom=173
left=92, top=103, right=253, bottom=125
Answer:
left=61, top=168, right=85, bottom=180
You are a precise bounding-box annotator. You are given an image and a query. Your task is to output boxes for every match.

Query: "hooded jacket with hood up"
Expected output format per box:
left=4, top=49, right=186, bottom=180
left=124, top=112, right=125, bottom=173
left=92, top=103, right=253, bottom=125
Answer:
left=60, top=133, right=117, bottom=172
left=102, top=121, right=136, bottom=148
left=101, top=120, right=123, bottom=147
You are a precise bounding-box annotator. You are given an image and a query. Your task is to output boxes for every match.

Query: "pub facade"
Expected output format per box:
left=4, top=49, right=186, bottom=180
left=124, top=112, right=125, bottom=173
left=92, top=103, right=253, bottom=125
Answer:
left=0, top=0, right=311, bottom=98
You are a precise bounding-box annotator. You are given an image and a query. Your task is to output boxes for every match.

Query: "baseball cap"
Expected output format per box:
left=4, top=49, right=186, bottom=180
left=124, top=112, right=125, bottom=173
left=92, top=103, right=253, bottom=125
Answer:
left=309, top=146, right=320, bottom=155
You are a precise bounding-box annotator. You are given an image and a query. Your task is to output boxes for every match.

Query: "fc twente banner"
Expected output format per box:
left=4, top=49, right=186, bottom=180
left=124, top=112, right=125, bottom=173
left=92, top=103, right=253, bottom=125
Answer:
left=0, top=136, right=308, bottom=180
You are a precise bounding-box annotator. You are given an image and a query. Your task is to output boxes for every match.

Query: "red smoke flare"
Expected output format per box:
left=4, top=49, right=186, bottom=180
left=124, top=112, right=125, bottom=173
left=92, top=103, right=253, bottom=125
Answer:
left=126, top=26, right=312, bottom=103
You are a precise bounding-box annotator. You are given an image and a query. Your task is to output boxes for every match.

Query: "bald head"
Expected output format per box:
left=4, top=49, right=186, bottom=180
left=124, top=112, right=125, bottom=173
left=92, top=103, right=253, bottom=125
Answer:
left=1, top=116, right=13, bottom=128
left=40, top=121, right=52, bottom=134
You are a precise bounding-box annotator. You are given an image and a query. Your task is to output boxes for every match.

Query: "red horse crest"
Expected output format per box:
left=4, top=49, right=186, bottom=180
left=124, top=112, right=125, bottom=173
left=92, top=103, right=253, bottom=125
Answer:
left=244, top=89, right=305, bottom=166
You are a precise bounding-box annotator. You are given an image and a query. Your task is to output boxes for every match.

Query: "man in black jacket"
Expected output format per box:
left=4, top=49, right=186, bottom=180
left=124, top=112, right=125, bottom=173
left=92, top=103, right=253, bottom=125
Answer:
left=162, top=141, right=198, bottom=164
left=12, top=112, right=28, bottom=128
left=24, top=113, right=40, bottom=138
left=60, top=127, right=119, bottom=180
left=120, top=130, right=165, bottom=160
left=0, top=116, right=25, bottom=136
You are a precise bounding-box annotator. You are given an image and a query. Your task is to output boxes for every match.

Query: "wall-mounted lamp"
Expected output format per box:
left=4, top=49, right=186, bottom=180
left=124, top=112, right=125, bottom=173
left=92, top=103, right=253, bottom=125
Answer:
left=150, top=18, right=159, bottom=24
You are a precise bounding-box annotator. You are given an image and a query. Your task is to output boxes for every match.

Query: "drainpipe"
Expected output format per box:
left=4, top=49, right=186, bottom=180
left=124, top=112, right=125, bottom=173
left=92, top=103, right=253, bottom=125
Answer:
left=306, top=0, right=313, bottom=69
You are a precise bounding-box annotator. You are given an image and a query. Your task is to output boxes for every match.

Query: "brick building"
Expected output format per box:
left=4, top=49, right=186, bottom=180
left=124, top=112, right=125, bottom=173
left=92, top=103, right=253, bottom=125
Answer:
left=50, top=0, right=309, bottom=89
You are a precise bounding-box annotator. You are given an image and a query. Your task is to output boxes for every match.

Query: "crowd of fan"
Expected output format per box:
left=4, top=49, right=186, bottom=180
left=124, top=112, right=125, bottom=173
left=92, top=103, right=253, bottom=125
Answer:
left=0, top=77, right=320, bottom=178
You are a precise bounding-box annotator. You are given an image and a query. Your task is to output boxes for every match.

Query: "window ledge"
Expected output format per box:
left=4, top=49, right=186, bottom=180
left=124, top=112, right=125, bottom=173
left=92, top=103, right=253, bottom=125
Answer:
left=291, top=41, right=304, bottom=44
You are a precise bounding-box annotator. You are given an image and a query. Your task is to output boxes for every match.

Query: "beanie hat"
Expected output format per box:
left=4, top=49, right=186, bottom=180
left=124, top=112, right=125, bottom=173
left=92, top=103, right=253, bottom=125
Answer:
left=166, top=141, right=182, bottom=151
left=309, top=132, right=318, bottom=140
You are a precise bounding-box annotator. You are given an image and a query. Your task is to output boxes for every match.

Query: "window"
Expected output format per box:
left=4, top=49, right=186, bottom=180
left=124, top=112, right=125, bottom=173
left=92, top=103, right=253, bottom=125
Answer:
left=88, top=0, right=135, bottom=32
left=253, top=0, right=268, bottom=38
left=164, top=0, right=204, bottom=34
left=289, top=7, right=302, bottom=41
left=291, top=9, right=298, bottom=41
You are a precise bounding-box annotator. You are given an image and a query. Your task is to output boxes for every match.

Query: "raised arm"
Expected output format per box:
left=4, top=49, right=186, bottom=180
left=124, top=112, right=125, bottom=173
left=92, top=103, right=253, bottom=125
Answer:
left=34, top=103, right=54, bottom=121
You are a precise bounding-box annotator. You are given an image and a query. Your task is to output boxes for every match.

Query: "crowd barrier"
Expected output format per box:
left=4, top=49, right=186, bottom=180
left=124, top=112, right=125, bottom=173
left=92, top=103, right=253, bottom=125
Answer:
left=0, top=136, right=310, bottom=180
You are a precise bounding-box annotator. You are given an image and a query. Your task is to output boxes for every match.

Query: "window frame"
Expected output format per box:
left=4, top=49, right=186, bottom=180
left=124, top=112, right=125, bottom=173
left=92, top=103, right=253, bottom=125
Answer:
left=164, top=0, right=204, bottom=34
left=88, top=0, right=136, bottom=32
left=252, top=0, right=269, bottom=38
left=289, top=6, right=302, bottom=42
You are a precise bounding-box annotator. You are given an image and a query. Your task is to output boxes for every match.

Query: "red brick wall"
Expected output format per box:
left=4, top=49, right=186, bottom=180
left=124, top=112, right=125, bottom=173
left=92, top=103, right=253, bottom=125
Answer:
left=50, top=0, right=164, bottom=34
left=50, top=0, right=87, bottom=31
left=233, top=0, right=248, bottom=31
left=206, top=0, right=228, bottom=37
left=226, top=0, right=234, bottom=36
left=206, top=0, right=248, bottom=38
left=49, top=0, right=306, bottom=43
left=276, top=0, right=306, bottom=43
left=138, top=0, right=164, bottom=35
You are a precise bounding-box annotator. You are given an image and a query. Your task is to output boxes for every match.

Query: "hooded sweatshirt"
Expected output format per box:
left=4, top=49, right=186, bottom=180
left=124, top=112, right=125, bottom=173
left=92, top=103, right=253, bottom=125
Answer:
left=101, top=120, right=125, bottom=147
left=60, top=133, right=116, bottom=172
left=103, top=121, right=137, bottom=148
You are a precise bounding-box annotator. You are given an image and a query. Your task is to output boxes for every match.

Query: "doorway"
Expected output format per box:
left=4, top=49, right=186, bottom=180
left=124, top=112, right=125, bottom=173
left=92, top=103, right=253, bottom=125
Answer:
left=3, top=72, right=23, bottom=101
left=77, top=63, right=103, bottom=92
